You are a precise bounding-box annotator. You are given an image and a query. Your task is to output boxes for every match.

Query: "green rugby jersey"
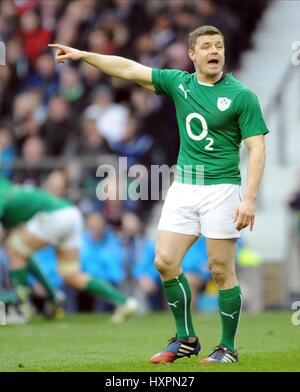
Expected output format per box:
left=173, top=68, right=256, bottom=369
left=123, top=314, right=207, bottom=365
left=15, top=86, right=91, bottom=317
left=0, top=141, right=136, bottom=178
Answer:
left=152, top=69, right=269, bottom=185
left=0, top=177, right=72, bottom=228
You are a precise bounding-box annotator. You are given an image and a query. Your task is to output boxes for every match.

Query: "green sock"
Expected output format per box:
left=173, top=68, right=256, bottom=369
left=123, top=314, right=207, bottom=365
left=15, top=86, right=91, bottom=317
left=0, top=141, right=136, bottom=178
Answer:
left=85, top=277, right=127, bottom=305
left=10, top=268, right=28, bottom=288
left=219, top=285, right=242, bottom=351
left=0, top=290, right=20, bottom=305
left=9, top=268, right=29, bottom=301
left=27, top=257, right=56, bottom=299
left=162, top=272, right=196, bottom=340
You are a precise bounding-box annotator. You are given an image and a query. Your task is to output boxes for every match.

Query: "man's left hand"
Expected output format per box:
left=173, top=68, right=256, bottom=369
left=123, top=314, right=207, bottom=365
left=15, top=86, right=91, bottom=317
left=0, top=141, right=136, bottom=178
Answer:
left=234, top=199, right=256, bottom=231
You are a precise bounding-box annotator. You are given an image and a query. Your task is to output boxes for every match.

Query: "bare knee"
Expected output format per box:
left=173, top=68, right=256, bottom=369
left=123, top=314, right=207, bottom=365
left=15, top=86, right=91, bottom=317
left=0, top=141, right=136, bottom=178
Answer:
left=208, top=258, right=228, bottom=287
left=6, top=235, right=30, bottom=269
left=154, top=251, right=172, bottom=275
left=62, top=271, right=89, bottom=290
left=154, top=249, right=179, bottom=279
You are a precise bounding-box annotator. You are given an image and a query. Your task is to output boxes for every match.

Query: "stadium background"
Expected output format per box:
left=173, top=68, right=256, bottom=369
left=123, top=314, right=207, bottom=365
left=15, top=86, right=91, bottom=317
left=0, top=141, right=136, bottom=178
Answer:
left=0, top=0, right=299, bottom=371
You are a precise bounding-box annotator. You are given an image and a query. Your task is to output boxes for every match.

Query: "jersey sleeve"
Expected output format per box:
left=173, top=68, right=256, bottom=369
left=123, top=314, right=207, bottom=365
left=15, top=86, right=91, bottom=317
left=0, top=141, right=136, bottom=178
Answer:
left=152, top=68, right=184, bottom=97
left=236, top=89, right=269, bottom=139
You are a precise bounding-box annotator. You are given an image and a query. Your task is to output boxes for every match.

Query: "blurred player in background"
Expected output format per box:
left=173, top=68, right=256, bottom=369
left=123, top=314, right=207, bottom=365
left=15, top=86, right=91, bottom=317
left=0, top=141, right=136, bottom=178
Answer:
left=0, top=175, right=138, bottom=323
left=49, top=24, right=268, bottom=364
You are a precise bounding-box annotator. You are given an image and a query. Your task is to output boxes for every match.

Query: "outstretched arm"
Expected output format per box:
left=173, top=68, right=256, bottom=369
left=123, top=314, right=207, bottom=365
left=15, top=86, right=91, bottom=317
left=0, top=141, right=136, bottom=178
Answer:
left=48, top=43, right=155, bottom=91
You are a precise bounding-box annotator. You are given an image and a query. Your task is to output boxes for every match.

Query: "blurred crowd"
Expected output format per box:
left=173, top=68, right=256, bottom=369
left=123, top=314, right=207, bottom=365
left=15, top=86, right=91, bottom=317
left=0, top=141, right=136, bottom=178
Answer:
left=0, top=0, right=268, bottom=313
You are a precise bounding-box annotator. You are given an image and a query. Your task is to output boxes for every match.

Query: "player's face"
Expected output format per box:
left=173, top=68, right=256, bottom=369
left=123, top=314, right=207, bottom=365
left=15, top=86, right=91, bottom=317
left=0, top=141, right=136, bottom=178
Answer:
left=188, top=34, right=225, bottom=77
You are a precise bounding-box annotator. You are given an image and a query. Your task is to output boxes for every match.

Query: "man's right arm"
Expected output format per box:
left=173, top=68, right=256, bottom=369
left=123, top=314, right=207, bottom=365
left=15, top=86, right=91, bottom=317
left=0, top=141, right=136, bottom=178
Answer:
left=48, top=44, right=155, bottom=91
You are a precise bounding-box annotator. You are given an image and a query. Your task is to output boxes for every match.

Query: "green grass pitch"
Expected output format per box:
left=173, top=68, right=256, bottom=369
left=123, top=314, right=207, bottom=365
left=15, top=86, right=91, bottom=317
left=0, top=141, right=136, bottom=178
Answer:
left=0, top=311, right=299, bottom=372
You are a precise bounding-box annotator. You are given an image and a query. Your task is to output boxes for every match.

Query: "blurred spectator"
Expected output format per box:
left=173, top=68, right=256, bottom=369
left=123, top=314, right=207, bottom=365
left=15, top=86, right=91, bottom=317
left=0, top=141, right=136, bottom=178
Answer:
left=130, top=87, right=158, bottom=120
left=79, top=211, right=127, bottom=311
left=104, top=198, right=123, bottom=231
left=0, top=125, right=16, bottom=178
left=79, top=62, right=105, bottom=99
left=42, top=96, right=79, bottom=156
left=0, top=65, right=19, bottom=121
left=17, top=9, right=53, bottom=66
left=58, top=65, right=87, bottom=111
left=110, top=115, right=154, bottom=167
left=134, top=33, right=158, bottom=68
left=173, top=5, right=199, bottom=39
left=87, top=29, right=117, bottom=55
left=78, top=118, right=110, bottom=156
left=151, top=13, right=175, bottom=52
left=195, top=0, right=241, bottom=68
left=39, top=0, right=62, bottom=31
left=77, top=117, right=111, bottom=204
left=22, top=52, right=59, bottom=105
left=84, top=85, right=129, bottom=145
left=43, top=170, right=69, bottom=198
left=13, top=135, right=48, bottom=186
left=164, top=42, right=191, bottom=71
left=13, top=90, right=44, bottom=151
left=288, top=170, right=300, bottom=233
left=81, top=212, right=126, bottom=285
left=122, top=212, right=162, bottom=312
left=54, top=16, right=79, bottom=47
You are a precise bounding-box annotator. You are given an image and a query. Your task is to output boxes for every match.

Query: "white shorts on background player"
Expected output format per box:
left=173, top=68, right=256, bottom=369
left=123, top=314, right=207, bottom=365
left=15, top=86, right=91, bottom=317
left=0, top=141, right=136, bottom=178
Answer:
left=26, top=206, right=83, bottom=249
left=158, top=182, right=241, bottom=239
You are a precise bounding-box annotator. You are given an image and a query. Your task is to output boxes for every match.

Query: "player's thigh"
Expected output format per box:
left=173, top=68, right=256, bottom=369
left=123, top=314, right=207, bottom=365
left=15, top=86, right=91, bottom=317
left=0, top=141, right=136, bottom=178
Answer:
left=156, top=230, right=198, bottom=267
left=206, top=238, right=237, bottom=273
left=6, top=226, right=49, bottom=256
left=200, top=184, right=241, bottom=240
left=158, top=182, right=201, bottom=237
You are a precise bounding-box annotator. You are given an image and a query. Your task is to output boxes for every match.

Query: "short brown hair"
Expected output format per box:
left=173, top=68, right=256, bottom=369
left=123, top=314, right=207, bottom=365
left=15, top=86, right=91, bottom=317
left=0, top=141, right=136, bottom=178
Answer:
left=188, top=25, right=224, bottom=50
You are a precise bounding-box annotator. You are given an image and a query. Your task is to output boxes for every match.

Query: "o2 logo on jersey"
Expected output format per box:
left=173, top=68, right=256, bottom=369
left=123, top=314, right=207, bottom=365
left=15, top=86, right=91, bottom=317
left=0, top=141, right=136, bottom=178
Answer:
left=217, top=97, right=232, bottom=111
left=291, top=301, right=300, bottom=326
left=186, top=113, right=214, bottom=151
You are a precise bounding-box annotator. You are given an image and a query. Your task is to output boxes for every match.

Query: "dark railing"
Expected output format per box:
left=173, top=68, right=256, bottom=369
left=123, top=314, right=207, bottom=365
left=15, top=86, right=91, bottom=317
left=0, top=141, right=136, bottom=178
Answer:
left=0, top=153, right=119, bottom=201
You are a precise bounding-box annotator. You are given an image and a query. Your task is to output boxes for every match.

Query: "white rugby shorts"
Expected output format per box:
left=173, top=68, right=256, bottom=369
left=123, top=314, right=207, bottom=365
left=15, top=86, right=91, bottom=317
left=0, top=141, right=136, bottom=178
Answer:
left=26, top=206, right=83, bottom=249
left=158, top=182, right=241, bottom=239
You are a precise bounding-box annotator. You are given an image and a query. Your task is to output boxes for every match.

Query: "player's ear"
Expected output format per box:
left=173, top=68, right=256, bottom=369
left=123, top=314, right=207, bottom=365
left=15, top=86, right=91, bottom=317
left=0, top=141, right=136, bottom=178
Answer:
left=188, top=48, right=195, bottom=62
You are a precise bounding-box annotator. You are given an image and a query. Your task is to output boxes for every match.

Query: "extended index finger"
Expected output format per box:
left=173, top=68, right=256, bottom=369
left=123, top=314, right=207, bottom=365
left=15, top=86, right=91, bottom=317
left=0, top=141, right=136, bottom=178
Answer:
left=48, top=43, right=66, bottom=51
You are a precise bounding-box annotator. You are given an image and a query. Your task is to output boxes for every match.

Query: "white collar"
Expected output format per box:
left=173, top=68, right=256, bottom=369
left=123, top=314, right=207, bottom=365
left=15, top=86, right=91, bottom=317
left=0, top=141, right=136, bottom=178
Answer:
left=197, top=80, right=214, bottom=87
left=197, top=72, right=223, bottom=87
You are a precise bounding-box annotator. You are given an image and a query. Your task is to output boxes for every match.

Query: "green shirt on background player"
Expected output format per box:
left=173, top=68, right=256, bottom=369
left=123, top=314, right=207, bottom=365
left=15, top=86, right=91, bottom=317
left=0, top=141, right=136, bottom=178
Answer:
left=0, top=175, right=139, bottom=323
left=0, top=175, right=71, bottom=229
left=152, top=70, right=269, bottom=185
